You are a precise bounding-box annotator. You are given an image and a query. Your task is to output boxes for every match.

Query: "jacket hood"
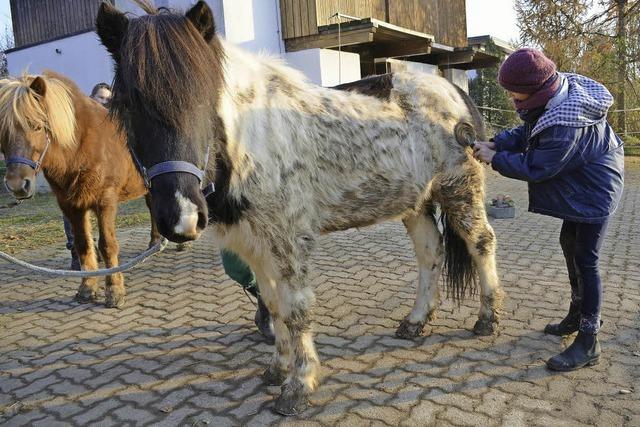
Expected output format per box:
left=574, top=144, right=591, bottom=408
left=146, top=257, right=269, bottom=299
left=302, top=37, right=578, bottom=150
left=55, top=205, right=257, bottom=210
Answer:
left=531, top=73, right=614, bottom=138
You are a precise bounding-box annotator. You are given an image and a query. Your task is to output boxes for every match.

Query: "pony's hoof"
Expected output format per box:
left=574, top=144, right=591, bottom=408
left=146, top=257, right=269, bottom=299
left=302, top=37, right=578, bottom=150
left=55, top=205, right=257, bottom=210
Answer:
left=74, top=288, right=97, bottom=303
left=105, top=293, right=126, bottom=309
left=176, top=242, right=192, bottom=252
left=262, top=366, right=287, bottom=386
left=473, top=318, right=497, bottom=336
left=396, top=318, right=425, bottom=339
left=273, top=380, right=309, bottom=416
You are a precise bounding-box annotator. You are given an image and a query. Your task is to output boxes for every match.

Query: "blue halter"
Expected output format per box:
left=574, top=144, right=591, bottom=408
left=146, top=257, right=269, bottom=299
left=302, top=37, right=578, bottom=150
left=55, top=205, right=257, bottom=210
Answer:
left=129, top=145, right=215, bottom=198
left=5, top=131, right=52, bottom=173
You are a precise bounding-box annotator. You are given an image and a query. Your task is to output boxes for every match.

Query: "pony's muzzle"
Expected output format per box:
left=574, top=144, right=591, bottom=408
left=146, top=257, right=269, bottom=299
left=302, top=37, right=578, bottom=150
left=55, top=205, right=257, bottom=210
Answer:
left=173, top=190, right=203, bottom=239
left=150, top=183, right=208, bottom=243
left=4, top=171, right=35, bottom=200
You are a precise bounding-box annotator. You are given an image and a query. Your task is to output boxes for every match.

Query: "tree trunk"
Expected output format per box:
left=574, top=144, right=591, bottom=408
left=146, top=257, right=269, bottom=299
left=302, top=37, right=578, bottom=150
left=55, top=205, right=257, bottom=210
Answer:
left=616, top=0, right=628, bottom=135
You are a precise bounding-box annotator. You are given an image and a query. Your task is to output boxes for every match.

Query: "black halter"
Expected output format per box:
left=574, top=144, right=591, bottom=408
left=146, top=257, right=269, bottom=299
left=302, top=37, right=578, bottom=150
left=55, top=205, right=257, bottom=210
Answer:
left=5, top=131, right=51, bottom=173
left=129, top=145, right=215, bottom=198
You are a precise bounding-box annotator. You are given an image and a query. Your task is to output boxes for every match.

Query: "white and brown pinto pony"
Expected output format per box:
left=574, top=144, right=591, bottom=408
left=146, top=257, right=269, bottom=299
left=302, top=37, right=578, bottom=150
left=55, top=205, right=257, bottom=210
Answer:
left=96, top=1, right=504, bottom=415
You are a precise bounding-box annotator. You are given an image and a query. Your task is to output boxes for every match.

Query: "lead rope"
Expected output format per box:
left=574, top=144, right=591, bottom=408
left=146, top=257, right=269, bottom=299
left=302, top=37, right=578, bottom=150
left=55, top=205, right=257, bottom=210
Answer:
left=0, top=198, right=23, bottom=210
left=0, top=238, right=168, bottom=278
left=0, top=129, right=170, bottom=277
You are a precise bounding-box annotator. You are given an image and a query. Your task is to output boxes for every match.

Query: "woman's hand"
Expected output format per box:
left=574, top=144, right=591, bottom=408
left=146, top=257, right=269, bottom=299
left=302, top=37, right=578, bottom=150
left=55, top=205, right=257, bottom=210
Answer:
left=474, top=141, right=496, bottom=150
left=473, top=143, right=496, bottom=164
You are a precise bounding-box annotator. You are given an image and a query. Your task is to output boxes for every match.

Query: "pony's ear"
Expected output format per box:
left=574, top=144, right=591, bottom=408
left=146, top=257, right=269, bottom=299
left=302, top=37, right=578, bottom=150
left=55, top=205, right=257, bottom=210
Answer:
left=30, top=76, right=47, bottom=98
left=186, top=1, right=216, bottom=43
left=96, top=1, right=129, bottom=57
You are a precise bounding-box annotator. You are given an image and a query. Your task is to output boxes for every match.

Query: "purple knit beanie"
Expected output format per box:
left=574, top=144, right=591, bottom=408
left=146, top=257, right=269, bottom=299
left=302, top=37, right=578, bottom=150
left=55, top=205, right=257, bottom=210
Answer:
left=499, top=48, right=557, bottom=94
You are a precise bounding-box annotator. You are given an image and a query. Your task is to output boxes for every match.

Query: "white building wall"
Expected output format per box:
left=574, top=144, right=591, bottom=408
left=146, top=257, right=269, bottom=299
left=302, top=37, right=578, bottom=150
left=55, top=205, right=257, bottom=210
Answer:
left=166, top=0, right=283, bottom=54
left=219, top=0, right=284, bottom=54
left=6, top=31, right=113, bottom=95
left=385, top=58, right=440, bottom=75
left=6, top=0, right=360, bottom=92
left=443, top=68, right=469, bottom=92
left=285, top=49, right=361, bottom=87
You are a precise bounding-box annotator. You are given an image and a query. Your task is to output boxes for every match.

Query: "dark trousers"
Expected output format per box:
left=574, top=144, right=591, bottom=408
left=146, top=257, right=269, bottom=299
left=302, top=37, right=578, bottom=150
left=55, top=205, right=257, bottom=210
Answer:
left=559, top=219, right=609, bottom=334
left=220, top=249, right=259, bottom=294
left=63, top=215, right=74, bottom=250
left=63, top=216, right=81, bottom=270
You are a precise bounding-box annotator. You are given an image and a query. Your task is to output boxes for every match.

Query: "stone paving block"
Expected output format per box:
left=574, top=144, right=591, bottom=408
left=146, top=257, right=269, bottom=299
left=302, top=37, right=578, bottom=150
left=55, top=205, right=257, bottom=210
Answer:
left=5, top=412, right=51, bottom=426
left=13, top=375, right=62, bottom=399
left=152, top=406, right=205, bottom=427
left=0, top=161, right=639, bottom=426
left=71, top=399, right=123, bottom=425
left=46, top=401, right=85, bottom=419
left=111, top=404, right=158, bottom=424
left=400, top=399, right=440, bottom=426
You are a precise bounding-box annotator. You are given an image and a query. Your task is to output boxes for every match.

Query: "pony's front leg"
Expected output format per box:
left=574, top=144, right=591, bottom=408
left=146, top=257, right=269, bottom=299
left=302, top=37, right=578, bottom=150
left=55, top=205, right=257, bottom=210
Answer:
left=238, top=233, right=319, bottom=414
left=68, top=209, right=99, bottom=303
left=251, top=270, right=291, bottom=386
left=274, top=282, right=319, bottom=416
left=397, top=208, right=444, bottom=339
left=96, top=198, right=125, bottom=308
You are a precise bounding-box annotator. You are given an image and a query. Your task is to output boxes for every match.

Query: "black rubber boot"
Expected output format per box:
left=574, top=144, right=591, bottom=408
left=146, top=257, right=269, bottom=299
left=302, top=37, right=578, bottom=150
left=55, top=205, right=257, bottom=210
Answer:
left=255, top=296, right=275, bottom=345
left=544, top=303, right=581, bottom=336
left=546, top=331, right=600, bottom=372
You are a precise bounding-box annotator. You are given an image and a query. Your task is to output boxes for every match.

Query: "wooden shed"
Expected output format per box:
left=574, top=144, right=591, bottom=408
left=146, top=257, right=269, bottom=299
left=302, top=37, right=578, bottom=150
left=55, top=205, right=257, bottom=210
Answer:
left=10, top=0, right=106, bottom=49
left=278, top=0, right=507, bottom=76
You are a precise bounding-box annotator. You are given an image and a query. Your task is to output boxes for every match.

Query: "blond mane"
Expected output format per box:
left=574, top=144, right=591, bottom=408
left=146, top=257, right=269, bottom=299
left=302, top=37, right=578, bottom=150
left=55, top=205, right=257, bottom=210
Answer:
left=0, top=73, right=76, bottom=148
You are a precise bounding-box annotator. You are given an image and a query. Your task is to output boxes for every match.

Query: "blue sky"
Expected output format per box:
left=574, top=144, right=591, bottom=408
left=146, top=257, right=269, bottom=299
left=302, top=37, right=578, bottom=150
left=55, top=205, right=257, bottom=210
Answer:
left=0, top=0, right=10, bottom=27
left=0, top=0, right=11, bottom=43
left=466, top=0, right=520, bottom=43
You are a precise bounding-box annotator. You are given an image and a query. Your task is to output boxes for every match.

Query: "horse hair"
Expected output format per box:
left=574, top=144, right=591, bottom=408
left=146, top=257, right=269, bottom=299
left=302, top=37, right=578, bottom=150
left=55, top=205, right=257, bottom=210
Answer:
left=109, top=4, right=225, bottom=130
left=440, top=212, right=478, bottom=302
left=0, top=73, right=76, bottom=148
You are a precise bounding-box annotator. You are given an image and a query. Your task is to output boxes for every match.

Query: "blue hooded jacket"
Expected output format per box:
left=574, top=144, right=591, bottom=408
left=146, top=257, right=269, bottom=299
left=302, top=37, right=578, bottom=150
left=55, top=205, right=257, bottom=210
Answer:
left=491, top=73, right=625, bottom=223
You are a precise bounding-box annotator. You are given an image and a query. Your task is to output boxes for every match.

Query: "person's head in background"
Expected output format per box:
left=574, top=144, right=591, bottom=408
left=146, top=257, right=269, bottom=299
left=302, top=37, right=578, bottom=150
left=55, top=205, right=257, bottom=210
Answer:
left=90, top=83, right=112, bottom=107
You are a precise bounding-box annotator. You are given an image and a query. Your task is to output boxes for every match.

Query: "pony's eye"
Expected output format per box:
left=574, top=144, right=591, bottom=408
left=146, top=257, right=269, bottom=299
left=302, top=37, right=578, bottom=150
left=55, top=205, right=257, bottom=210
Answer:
left=31, top=124, right=42, bottom=132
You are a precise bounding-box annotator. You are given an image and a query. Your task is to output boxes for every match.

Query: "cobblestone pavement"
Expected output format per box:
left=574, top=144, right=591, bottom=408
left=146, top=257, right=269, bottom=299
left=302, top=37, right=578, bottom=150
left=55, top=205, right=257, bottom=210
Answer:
left=1, top=159, right=639, bottom=427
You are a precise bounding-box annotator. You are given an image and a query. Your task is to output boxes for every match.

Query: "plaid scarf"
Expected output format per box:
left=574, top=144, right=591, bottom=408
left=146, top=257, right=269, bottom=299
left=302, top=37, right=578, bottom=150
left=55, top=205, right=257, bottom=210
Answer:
left=530, top=73, right=614, bottom=138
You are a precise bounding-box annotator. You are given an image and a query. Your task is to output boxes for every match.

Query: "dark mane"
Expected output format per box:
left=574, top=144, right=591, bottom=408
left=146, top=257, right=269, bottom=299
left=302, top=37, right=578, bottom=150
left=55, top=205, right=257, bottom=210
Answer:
left=110, top=8, right=225, bottom=130
left=453, top=84, right=487, bottom=142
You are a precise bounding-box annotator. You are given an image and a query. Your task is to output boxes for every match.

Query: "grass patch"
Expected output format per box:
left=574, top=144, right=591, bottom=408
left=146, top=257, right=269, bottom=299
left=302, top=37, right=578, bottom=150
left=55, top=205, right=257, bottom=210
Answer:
left=0, top=190, right=150, bottom=254
left=624, top=135, right=640, bottom=157
left=625, top=145, right=640, bottom=156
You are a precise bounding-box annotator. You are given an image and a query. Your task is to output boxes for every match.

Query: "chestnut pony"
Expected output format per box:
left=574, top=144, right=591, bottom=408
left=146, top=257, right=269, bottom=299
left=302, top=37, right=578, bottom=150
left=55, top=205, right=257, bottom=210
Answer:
left=0, top=70, right=161, bottom=308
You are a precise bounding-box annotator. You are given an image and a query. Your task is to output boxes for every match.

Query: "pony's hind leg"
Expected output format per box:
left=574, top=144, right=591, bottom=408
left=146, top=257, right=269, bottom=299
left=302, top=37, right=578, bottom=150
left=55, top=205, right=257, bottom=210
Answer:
left=435, top=166, right=504, bottom=335
left=68, top=209, right=99, bottom=303
left=396, top=205, right=444, bottom=339
left=96, top=196, right=125, bottom=308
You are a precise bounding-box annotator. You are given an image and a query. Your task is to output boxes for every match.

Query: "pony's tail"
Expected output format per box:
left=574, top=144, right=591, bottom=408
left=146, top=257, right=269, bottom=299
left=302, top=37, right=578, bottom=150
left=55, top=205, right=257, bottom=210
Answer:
left=454, top=121, right=476, bottom=148
left=440, top=212, right=478, bottom=303
left=453, top=84, right=487, bottom=146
